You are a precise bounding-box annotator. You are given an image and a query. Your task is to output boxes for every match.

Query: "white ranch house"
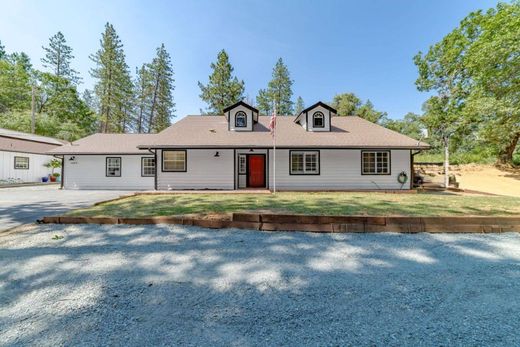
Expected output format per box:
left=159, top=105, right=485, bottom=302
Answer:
left=48, top=101, right=429, bottom=191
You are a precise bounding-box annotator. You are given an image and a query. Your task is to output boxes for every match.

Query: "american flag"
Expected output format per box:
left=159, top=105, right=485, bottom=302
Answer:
left=268, top=106, right=277, bottom=138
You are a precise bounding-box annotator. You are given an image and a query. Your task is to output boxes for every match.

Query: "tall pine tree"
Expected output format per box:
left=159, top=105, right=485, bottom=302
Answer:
left=0, top=50, right=32, bottom=112
left=0, top=41, right=5, bottom=60
left=134, top=64, right=152, bottom=133
left=147, top=43, right=175, bottom=132
left=89, top=23, right=133, bottom=133
left=41, top=32, right=80, bottom=84
left=198, top=49, right=244, bottom=114
left=295, top=96, right=305, bottom=114
left=256, top=58, right=293, bottom=115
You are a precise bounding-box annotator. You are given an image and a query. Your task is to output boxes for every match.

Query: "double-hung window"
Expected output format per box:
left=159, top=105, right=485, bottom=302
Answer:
left=141, top=157, right=156, bottom=177
left=14, top=156, right=29, bottom=170
left=290, top=151, right=319, bottom=175
left=106, top=157, right=121, bottom=177
left=162, top=150, right=186, bottom=172
left=362, top=151, right=390, bottom=175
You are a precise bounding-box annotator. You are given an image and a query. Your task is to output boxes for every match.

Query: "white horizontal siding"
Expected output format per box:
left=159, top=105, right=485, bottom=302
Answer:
left=268, top=149, right=411, bottom=190
left=157, top=149, right=234, bottom=190
left=0, top=150, right=54, bottom=182
left=63, top=155, right=153, bottom=190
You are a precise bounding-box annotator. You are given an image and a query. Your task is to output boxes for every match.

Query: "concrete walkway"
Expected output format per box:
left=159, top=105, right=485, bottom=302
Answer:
left=0, top=186, right=134, bottom=231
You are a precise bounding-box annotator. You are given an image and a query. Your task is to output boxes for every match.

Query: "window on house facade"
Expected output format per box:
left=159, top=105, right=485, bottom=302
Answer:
left=141, top=157, right=156, bottom=177
left=313, top=112, right=324, bottom=128
left=290, top=151, right=319, bottom=175
left=362, top=151, right=390, bottom=175
left=239, top=154, right=246, bottom=174
left=162, top=150, right=186, bottom=172
left=235, top=111, right=247, bottom=128
left=106, top=157, right=121, bottom=177
left=14, top=156, right=29, bottom=170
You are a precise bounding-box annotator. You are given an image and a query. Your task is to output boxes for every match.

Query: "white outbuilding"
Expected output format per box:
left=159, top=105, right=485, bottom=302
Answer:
left=0, top=128, right=66, bottom=184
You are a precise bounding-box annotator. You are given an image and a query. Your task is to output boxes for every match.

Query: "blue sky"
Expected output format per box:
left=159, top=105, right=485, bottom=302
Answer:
left=0, top=0, right=499, bottom=120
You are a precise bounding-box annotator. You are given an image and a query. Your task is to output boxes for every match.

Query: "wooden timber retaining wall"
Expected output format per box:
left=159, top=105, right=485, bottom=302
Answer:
left=41, top=213, right=520, bottom=233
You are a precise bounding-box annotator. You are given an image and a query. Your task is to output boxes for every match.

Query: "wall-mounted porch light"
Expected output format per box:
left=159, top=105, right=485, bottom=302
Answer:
left=214, top=151, right=220, bottom=157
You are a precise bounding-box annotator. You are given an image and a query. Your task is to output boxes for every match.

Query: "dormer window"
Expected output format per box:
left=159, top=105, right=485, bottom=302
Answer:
left=313, top=112, right=324, bottom=128
left=294, top=101, right=337, bottom=132
left=235, top=111, right=247, bottom=128
left=223, top=101, right=259, bottom=132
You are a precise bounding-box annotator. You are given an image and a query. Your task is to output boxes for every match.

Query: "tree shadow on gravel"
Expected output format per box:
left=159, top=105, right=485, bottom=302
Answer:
left=1, top=225, right=520, bottom=346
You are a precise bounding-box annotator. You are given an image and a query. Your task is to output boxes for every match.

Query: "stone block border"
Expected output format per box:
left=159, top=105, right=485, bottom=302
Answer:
left=41, top=213, right=520, bottom=233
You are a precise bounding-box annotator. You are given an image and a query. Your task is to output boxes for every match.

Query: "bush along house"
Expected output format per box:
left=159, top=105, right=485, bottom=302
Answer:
left=48, top=101, right=429, bottom=191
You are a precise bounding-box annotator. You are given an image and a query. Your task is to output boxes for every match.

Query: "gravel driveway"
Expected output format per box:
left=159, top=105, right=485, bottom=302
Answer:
left=1, top=225, right=520, bottom=346
left=0, top=186, right=131, bottom=231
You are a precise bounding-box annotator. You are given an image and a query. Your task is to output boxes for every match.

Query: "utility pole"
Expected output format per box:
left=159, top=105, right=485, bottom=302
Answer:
left=31, top=85, right=36, bottom=134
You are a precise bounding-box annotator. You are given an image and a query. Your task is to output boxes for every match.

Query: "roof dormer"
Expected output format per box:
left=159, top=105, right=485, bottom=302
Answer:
left=294, top=101, right=337, bottom=132
left=223, top=101, right=259, bottom=132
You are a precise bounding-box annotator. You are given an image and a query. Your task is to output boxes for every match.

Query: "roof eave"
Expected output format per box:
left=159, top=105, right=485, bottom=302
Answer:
left=137, top=144, right=432, bottom=150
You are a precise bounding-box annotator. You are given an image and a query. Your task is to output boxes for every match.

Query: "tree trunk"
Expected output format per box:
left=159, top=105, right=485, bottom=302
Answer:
left=148, top=77, right=160, bottom=133
left=498, top=132, right=520, bottom=165
left=443, top=136, right=449, bottom=188
left=137, top=104, right=144, bottom=133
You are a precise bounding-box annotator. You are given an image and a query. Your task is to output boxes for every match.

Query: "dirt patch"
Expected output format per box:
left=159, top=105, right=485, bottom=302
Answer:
left=417, top=164, right=520, bottom=197
left=454, top=165, right=520, bottom=197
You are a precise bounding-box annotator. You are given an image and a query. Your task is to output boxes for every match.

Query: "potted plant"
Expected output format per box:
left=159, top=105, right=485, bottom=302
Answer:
left=53, top=172, right=61, bottom=182
left=44, top=159, right=62, bottom=183
left=41, top=176, right=49, bottom=183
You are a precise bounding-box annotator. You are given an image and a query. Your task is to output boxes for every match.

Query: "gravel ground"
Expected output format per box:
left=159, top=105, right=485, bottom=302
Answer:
left=1, top=225, right=520, bottom=346
left=0, top=185, right=131, bottom=231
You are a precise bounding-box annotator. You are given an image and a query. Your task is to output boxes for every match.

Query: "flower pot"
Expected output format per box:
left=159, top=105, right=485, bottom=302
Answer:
left=49, top=176, right=57, bottom=182
left=42, top=177, right=49, bottom=183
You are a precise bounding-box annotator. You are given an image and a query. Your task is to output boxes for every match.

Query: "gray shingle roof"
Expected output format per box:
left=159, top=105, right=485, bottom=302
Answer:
left=48, top=115, right=429, bottom=154
left=137, top=115, right=429, bottom=149
left=0, top=128, right=67, bottom=145
left=48, top=133, right=155, bottom=155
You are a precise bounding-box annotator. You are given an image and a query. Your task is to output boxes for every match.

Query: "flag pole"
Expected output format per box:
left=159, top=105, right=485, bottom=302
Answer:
left=273, top=104, right=276, bottom=194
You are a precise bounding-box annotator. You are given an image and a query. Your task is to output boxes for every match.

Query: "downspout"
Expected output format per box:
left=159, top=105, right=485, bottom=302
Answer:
left=411, top=150, right=423, bottom=189
left=147, top=148, right=157, bottom=190
left=53, top=155, right=64, bottom=189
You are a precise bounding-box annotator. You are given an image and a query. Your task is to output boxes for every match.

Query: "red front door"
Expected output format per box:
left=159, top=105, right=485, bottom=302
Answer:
left=248, top=155, right=265, bottom=188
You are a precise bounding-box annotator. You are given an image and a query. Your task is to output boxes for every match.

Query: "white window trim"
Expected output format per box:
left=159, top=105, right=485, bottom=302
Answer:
left=238, top=154, right=246, bottom=174
left=290, top=150, right=320, bottom=175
